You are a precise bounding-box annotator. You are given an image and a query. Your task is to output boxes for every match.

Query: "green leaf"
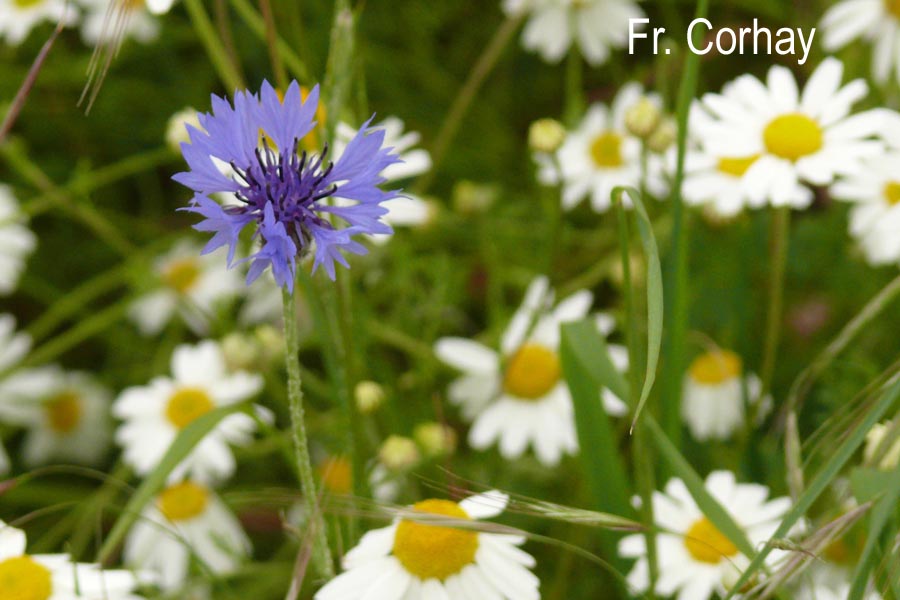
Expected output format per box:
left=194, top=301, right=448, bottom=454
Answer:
left=722, top=378, right=900, bottom=599
left=644, top=417, right=756, bottom=558
left=97, top=403, right=245, bottom=564
left=612, top=186, right=664, bottom=430
left=847, top=466, right=900, bottom=600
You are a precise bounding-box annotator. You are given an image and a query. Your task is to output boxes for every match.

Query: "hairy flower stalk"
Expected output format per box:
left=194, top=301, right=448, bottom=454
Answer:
left=174, top=80, right=404, bottom=578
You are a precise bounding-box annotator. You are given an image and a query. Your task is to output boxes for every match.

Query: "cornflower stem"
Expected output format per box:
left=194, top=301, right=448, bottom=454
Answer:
left=183, top=0, right=244, bottom=92
left=415, top=15, right=522, bottom=194
left=659, top=0, right=710, bottom=447
left=282, top=287, right=335, bottom=579
left=758, top=206, right=791, bottom=408
left=258, top=0, right=288, bottom=91
left=615, top=198, right=658, bottom=598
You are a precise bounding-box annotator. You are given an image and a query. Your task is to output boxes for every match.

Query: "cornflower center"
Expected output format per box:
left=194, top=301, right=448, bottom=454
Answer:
left=229, top=139, right=338, bottom=249
left=886, top=0, right=900, bottom=19
left=317, top=456, right=352, bottom=495
left=684, top=517, right=739, bottom=564
left=504, top=343, right=561, bottom=400
left=162, top=258, right=201, bottom=294
left=0, top=556, right=53, bottom=600
left=392, top=499, right=479, bottom=581
left=157, top=481, right=209, bottom=522
left=763, top=113, right=823, bottom=161
left=590, top=131, right=624, bottom=168
left=883, top=181, right=900, bottom=205
left=717, top=155, right=760, bottom=177
left=688, top=350, right=742, bottom=385
left=165, top=387, right=214, bottom=429
left=45, top=391, right=83, bottom=433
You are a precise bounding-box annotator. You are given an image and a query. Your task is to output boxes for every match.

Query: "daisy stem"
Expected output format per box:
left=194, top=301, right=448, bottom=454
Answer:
left=282, top=287, right=335, bottom=579
left=183, top=0, right=245, bottom=92
left=563, top=51, right=584, bottom=127
left=758, top=206, right=791, bottom=408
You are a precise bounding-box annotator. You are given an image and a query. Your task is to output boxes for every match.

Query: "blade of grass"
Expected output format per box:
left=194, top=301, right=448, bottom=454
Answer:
left=848, top=467, right=900, bottom=600
left=722, top=376, right=900, bottom=599
left=96, top=403, right=246, bottom=564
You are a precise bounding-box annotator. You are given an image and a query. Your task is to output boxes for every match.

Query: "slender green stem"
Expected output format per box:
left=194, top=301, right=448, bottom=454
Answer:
left=563, top=50, right=584, bottom=126
left=229, top=0, right=310, bottom=82
left=323, top=0, right=356, bottom=141
left=258, top=0, right=288, bottom=90
left=282, top=288, right=335, bottom=579
left=213, top=0, right=246, bottom=86
left=183, top=0, right=245, bottom=92
left=414, top=15, right=522, bottom=194
left=758, top=206, right=791, bottom=408
left=659, top=0, right=710, bottom=446
left=616, top=197, right=658, bottom=597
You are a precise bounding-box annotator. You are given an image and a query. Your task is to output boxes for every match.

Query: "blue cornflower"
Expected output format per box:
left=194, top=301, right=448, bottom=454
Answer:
left=173, top=81, right=402, bottom=292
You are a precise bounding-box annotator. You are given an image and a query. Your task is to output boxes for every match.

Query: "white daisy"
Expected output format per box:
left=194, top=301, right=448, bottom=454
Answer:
left=0, top=185, right=37, bottom=295
left=435, top=276, right=626, bottom=467
left=681, top=348, right=769, bottom=441
left=124, top=479, right=250, bottom=591
left=165, top=107, right=202, bottom=152
left=821, top=0, right=900, bottom=85
left=128, top=240, right=242, bottom=336
left=78, top=0, right=160, bottom=45
left=503, top=0, right=645, bottom=66
left=796, top=582, right=882, bottom=600
left=691, top=58, right=886, bottom=209
left=315, top=490, right=539, bottom=600
left=0, top=519, right=146, bottom=599
left=556, top=83, right=668, bottom=213
left=618, top=471, right=793, bottom=600
left=335, top=116, right=434, bottom=244
left=0, top=0, right=76, bottom=45
left=113, top=340, right=264, bottom=484
left=0, top=313, right=31, bottom=474
left=0, top=367, right=112, bottom=468
left=830, top=141, right=900, bottom=265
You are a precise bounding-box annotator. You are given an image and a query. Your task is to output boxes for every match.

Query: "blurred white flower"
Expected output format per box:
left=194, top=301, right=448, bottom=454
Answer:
left=821, top=0, right=900, bottom=84
left=315, top=491, right=539, bottom=600
left=0, top=0, right=76, bottom=45
left=556, top=83, right=668, bottom=213
left=124, top=479, right=250, bottom=591
left=335, top=117, right=434, bottom=244
left=691, top=58, right=886, bottom=209
left=165, top=107, right=201, bottom=152
left=830, top=125, right=900, bottom=265
left=863, top=421, right=900, bottom=470
left=113, top=340, right=265, bottom=484
left=129, top=240, right=242, bottom=336
left=0, top=519, right=147, bottom=599
left=796, top=582, right=882, bottom=600
left=0, top=368, right=113, bottom=468
left=503, top=0, right=645, bottom=66
left=0, top=185, right=37, bottom=295
left=682, top=348, right=769, bottom=441
left=619, top=471, right=794, bottom=600
left=435, top=276, right=625, bottom=466
left=79, top=0, right=160, bottom=45
left=0, top=313, right=31, bottom=475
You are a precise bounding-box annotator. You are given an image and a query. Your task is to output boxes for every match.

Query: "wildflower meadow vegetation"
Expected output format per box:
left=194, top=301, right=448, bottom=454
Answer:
left=2, top=0, right=900, bottom=598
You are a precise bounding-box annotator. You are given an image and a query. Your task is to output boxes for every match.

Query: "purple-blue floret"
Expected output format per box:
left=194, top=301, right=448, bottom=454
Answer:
left=173, top=81, right=401, bottom=292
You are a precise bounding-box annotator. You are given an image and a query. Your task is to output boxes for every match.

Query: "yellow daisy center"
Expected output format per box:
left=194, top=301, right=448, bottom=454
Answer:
left=392, top=499, right=479, bottom=581
left=0, top=556, right=53, bottom=600
left=45, top=391, right=83, bottom=433
left=883, top=181, right=900, bottom=205
left=684, top=517, right=739, bottom=564
left=688, top=350, right=742, bottom=385
left=717, top=155, right=760, bottom=177
left=763, top=113, right=823, bottom=161
left=165, top=387, right=214, bottom=429
left=12, top=0, right=45, bottom=8
left=162, top=258, right=201, bottom=294
left=317, top=457, right=353, bottom=495
left=589, top=131, right=624, bottom=168
left=886, top=0, right=900, bottom=19
left=504, top=343, right=561, bottom=400
left=157, top=481, right=210, bottom=522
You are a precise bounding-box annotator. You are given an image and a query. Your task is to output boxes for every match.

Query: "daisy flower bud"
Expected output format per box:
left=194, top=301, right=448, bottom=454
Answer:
left=646, top=118, right=677, bottom=153
left=624, top=97, right=663, bottom=139
left=414, top=422, right=458, bottom=457
left=528, top=118, right=566, bottom=154
left=379, top=435, right=420, bottom=471
left=355, top=380, right=385, bottom=414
